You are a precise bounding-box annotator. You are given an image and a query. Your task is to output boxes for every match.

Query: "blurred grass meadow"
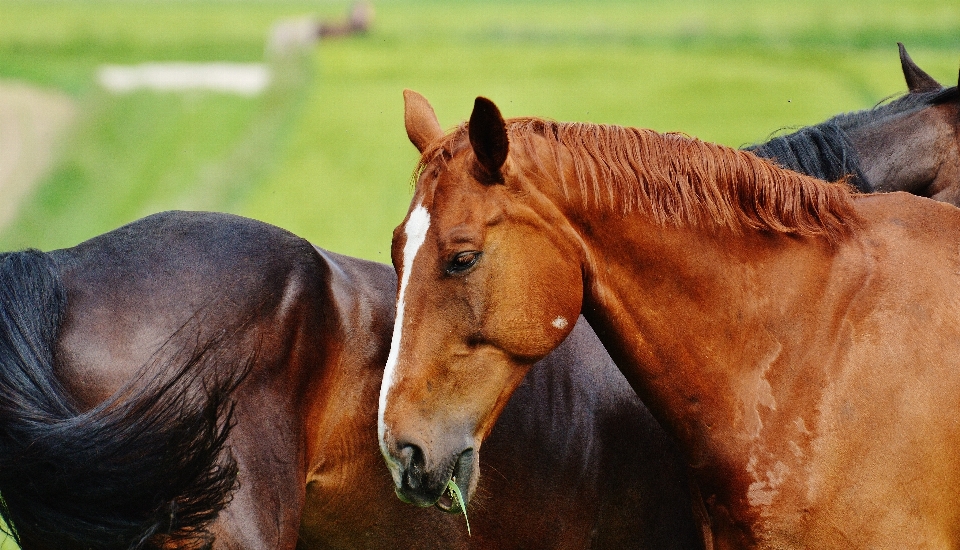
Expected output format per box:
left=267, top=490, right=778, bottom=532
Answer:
left=1, top=0, right=958, bottom=263
left=0, top=0, right=957, bottom=546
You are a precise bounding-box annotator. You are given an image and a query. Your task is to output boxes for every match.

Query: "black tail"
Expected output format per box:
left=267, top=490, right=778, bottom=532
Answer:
left=0, top=250, right=248, bottom=550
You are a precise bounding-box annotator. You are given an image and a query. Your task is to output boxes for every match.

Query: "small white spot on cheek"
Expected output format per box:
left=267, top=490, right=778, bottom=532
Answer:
left=552, top=316, right=568, bottom=330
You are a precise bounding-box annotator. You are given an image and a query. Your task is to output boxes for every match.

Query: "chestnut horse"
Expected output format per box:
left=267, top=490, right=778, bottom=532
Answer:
left=746, top=43, right=960, bottom=203
left=379, top=92, right=960, bottom=548
left=0, top=211, right=699, bottom=549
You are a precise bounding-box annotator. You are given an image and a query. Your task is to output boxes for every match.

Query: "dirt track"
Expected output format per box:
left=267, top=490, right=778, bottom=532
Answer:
left=0, top=81, right=76, bottom=231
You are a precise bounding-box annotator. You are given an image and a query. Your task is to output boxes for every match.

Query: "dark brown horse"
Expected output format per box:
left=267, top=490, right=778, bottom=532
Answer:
left=380, top=92, right=960, bottom=548
left=747, top=43, right=960, bottom=203
left=0, top=210, right=700, bottom=549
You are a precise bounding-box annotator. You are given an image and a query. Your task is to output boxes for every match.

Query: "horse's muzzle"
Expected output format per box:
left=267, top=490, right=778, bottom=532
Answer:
left=392, top=442, right=474, bottom=512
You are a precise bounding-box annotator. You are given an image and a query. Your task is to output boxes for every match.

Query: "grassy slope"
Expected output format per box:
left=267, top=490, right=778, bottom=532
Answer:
left=1, top=1, right=958, bottom=259
left=0, top=0, right=331, bottom=252
left=1, top=0, right=958, bottom=257
left=0, top=0, right=957, bottom=545
left=240, top=0, right=960, bottom=259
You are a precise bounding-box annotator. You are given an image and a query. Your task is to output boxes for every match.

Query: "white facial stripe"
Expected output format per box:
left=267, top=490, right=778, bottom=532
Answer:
left=378, top=204, right=431, bottom=473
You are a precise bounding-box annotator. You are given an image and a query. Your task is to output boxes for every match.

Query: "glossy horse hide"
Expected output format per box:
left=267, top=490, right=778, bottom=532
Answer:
left=0, top=211, right=700, bottom=549
left=0, top=212, right=321, bottom=549
left=380, top=92, right=960, bottom=548
left=746, top=43, right=960, bottom=204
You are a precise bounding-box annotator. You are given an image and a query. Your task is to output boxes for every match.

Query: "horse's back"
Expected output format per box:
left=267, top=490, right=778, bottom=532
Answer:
left=50, top=210, right=318, bottom=402
left=49, top=210, right=325, bottom=548
left=37, top=211, right=704, bottom=549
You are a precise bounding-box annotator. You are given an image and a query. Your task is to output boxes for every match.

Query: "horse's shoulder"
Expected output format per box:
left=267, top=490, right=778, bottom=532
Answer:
left=853, top=192, right=960, bottom=237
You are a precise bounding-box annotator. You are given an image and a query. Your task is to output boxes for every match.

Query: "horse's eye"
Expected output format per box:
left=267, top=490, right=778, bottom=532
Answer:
left=447, top=251, right=481, bottom=275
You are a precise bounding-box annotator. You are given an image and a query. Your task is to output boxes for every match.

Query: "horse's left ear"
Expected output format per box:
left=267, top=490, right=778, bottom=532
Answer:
left=469, top=96, right=509, bottom=183
left=899, top=43, right=941, bottom=93
left=404, top=89, right=443, bottom=153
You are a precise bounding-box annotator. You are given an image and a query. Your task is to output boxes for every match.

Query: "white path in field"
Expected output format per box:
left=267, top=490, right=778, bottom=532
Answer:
left=0, top=81, right=76, bottom=231
left=97, top=63, right=270, bottom=95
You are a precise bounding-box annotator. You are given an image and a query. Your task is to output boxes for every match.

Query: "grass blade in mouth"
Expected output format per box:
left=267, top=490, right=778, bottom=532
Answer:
left=446, top=478, right=471, bottom=536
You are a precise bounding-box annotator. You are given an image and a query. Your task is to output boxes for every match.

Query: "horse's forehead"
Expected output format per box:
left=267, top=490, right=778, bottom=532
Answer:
left=417, top=166, right=489, bottom=215
left=420, top=136, right=474, bottom=181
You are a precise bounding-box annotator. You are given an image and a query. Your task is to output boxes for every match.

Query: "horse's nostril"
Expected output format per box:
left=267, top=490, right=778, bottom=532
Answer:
left=398, top=442, right=424, bottom=468
left=404, top=470, right=420, bottom=490
left=397, top=442, right=426, bottom=490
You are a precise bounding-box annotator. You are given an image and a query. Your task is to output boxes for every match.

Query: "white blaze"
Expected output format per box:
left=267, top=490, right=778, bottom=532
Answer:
left=378, top=204, right=431, bottom=474
left=552, top=316, right=569, bottom=329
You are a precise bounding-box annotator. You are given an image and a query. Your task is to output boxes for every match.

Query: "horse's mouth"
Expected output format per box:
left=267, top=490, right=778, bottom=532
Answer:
left=434, top=492, right=456, bottom=512
left=434, top=477, right=464, bottom=514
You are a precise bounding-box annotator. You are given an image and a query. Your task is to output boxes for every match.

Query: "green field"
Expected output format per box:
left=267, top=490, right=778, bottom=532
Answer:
left=0, top=0, right=958, bottom=546
left=1, top=0, right=958, bottom=261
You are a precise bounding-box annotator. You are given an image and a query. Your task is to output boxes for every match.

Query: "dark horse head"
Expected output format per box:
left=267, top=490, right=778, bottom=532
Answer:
left=747, top=43, right=960, bottom=203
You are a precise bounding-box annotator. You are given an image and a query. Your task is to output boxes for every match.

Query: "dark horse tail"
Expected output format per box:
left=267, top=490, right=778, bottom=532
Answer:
left=0, top=250, right=246, bottom=550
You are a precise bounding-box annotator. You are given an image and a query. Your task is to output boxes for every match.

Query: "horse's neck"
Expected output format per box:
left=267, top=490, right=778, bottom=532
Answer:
left=575, top=217, right=862, bottom=464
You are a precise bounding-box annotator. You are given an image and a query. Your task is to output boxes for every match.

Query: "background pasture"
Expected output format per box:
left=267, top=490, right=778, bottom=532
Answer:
left=0, top=0, right=957, bottom=546
left=1, top=0, right=958, bottom=262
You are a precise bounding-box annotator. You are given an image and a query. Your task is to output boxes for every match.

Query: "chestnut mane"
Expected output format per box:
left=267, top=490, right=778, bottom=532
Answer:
left=418, top=118, right=861, bottom=242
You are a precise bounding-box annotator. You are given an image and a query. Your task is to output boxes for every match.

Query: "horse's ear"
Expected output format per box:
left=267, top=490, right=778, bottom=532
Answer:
left=404, top=89, right=443, bottom=153
left=899, top=43, right=941, bottom=93
left=469, top=96, right=509, bottom=183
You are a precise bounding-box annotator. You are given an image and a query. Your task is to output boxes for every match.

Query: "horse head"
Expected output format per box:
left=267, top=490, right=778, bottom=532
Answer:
left=377, top=92, right=584, bottom=511
left=844, top=44, right=960, bottom=203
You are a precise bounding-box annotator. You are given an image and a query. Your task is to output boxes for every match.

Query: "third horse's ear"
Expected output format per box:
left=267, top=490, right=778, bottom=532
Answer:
left=404, top=89, right=443, bottom=153
left=899, top=43, right=941, bottom=93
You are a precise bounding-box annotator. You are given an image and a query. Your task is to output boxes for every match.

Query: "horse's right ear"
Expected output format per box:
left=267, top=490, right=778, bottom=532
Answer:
left=899, top=43, right=941, bottom=93
left=404, top=89, right=443, bottom=153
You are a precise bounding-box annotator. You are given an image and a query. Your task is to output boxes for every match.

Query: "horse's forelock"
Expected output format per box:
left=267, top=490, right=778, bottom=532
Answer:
left=930, top=85, right=959, bottom=105
left=411, top=124, right=470, bottom=190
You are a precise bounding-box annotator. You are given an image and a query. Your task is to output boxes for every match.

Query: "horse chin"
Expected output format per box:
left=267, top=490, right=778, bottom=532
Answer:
left=392, top=443, right=478, bottom=511
left=394, top=486, right=416, bottom=505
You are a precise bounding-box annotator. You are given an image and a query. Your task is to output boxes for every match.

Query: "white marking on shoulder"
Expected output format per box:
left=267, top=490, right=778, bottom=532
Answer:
left=747, top=460, right=790, bottom=509
left=552, top=316, right=568, bottom=329
left=378, top=204, right=431, bottom=475
left=742, top=341, right=781, bottom=439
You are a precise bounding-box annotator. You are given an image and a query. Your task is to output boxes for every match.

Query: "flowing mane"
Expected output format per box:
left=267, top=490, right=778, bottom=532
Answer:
left=418, top=118, right=861, bottom=243
left=745, top=121, right=870, bottom=193
left=745, top=85, right=960, bottom=193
